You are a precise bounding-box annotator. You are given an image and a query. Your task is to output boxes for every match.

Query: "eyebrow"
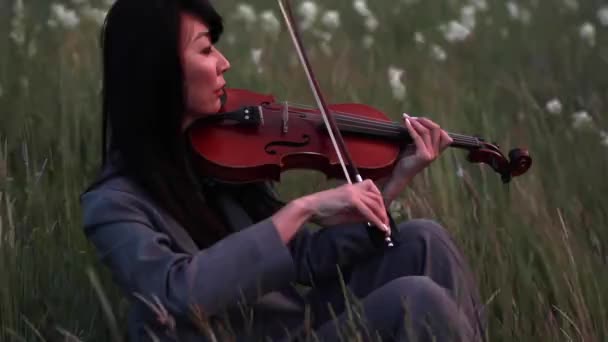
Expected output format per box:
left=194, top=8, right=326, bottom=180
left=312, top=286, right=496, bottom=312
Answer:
left=192, top=30, right=210, bottom=43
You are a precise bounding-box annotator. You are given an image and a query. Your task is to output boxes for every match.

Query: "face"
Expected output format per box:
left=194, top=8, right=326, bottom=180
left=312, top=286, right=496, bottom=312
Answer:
left=180, top=12, right=230, bottom=116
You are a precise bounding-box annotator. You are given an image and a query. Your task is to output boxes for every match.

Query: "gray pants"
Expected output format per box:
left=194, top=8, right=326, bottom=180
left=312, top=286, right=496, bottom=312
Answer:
left=292, top=219, right=485, bottom=342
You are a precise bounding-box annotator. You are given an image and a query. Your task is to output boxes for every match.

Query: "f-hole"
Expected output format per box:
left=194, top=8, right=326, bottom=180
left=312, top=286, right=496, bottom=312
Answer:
left=265, top=135, right=311, bottom=155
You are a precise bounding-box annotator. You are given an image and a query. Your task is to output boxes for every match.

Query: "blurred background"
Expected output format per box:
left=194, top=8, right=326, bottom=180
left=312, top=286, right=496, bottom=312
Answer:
left=0, top=0, right=607, bottom=340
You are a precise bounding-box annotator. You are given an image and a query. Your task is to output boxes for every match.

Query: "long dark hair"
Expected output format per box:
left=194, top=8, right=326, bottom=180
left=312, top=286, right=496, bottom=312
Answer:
left=86, top=0, right=282, bottom=248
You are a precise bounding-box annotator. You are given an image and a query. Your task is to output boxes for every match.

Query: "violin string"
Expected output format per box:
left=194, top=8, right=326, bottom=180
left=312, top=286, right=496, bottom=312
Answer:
left=264, top=107, right=478, bottom=146
left=263, top=103, right=480, bottom=145
left=280, top=102, right=479, bottom=141
left=263, top=105, right=480, bottom=146
left=262, top=107, right=479, bottom=147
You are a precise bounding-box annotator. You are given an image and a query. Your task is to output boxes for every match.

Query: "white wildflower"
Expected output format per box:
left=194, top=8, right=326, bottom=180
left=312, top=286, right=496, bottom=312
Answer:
left=506, top=2, right=531, bottom=24
left=506, top=2, right=520, bottom=19
left=460, top=5, right=477, bottom=29
left=234, top=3, right=256, bottom=26
left=251, top=48, right=263, bottom=68
left=414, top=31, right=425, bottom=44
left=469, top=0, right=487, bottom=11
left=320, top=41, right=332, bottom=56
left=563, top=0, right=578, bottom=11
left=579, top=22, right=595, bottom=46
left=439, top=20, right=471, bottom=43
left=572, top=110, right=593, bottom=129
left=10, top=0, right=26, bottom=46
left=430, top=44, right=447, bottom=61
left=598, top=6, right=608, bottom=26
left=388, top=66, right=407, bottom=100
left=362, top=34, right=374, bottom=48
left=48, top=3, right=80, bottom=29
left=321, top=10, right=340, bottom=30
left=456, top=164, right=465, bottom=178
left=81, top=6, right=106, bottom=25
left=600, top=130, right=608, bottom=146
left=298, top=1, right=318, bottom=30
left=545, top=98, right=562, bottom=114
left=312, top=29, right=332, bottom=42
left=364, top=15, right=378, bottom=32
left=260, top=10, right=280, bottom=37
left=353, top=0, right=372, bottom=17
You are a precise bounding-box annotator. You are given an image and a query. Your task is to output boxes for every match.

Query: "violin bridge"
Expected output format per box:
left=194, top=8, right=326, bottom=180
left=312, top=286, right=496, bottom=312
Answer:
left=282, top=101, right=289, bottom=134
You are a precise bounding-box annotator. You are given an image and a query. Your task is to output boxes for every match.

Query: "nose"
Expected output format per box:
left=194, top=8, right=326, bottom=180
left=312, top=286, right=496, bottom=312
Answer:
left=217, top=49, right=231, bottom=75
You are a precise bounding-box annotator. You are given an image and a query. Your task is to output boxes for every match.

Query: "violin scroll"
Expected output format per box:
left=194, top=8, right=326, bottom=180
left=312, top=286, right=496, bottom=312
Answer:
left=465, top=140, right=532, bottom=183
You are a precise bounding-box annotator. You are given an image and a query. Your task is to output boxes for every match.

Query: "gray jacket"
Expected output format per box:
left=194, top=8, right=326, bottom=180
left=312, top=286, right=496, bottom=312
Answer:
left=81, top=165, right=389, bottom=341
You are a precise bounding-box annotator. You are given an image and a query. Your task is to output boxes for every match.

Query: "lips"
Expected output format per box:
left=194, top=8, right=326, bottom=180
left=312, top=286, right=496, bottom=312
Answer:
left=214, top=84, right=226, bottom=96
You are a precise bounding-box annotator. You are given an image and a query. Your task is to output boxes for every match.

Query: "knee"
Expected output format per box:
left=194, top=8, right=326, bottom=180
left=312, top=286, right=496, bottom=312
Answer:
left=363, top=276, right=446, bottom=327
left=384, top=276, right=447, bottom=310
left=383, top=276, right=473, bottom=340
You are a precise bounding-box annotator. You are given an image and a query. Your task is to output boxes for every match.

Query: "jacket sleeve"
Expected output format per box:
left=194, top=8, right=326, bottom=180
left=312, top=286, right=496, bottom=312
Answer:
left=81, top=189, right=296, bottom=320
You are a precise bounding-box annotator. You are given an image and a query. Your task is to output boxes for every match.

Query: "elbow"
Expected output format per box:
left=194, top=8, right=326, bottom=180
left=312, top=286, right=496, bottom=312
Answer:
left=129, top=256, right=219, bottom=324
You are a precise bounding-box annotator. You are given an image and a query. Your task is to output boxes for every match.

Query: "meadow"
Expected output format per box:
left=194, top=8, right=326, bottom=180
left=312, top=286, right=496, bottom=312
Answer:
left=1, top=0, right=607, bottom=340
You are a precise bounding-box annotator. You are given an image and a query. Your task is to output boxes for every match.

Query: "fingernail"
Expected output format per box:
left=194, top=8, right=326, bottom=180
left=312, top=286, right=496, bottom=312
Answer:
left=383, top=224, right=390, bottom=234
left=403, top=113, right=410, bottom=118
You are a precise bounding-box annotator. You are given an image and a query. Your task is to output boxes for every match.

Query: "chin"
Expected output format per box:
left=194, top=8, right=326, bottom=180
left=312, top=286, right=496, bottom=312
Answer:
left=211, top=99, right=222, bottom=113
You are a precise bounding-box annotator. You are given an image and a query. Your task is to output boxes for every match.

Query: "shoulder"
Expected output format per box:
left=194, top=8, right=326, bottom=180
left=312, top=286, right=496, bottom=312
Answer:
left=80, top=170, right=160, bottom=229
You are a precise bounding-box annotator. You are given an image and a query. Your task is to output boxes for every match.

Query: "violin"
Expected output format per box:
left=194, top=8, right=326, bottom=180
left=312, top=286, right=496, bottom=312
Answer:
left=188, top=0, right=532, bottom=248
left=188, top=87, right=532, bottom=185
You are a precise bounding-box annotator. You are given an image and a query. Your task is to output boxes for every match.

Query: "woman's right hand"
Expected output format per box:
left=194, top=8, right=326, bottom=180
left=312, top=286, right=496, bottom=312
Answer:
left=302, top=179, right=391, bottom=235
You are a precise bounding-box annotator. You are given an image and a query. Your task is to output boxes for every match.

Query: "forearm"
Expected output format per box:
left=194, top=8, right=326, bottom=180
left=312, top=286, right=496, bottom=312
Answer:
left=271, top=196, right=316, bottom=244
left=379, top=173, right=413, bottom=207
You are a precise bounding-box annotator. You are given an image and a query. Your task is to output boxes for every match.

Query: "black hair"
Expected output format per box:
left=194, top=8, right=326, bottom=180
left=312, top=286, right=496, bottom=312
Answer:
left=88, top=0, right=235, bottom=248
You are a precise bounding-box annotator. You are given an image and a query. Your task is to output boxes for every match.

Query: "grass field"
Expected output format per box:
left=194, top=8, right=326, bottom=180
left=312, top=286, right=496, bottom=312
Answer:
left=1, top=0, right=607, bottom=341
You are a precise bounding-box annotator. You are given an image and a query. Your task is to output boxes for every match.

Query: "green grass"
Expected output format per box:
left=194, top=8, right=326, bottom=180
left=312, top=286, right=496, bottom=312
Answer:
left=1, top=0, right=607, bottom=340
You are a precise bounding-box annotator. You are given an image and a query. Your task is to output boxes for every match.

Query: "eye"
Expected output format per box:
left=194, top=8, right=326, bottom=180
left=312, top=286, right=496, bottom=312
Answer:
left=200, top=46, right=212, bottom=55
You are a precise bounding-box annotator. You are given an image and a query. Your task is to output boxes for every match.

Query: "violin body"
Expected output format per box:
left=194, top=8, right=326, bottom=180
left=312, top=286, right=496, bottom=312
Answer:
left=188, top=88, right=531, bottom=184
left=189, top=88, right=401, bottom=183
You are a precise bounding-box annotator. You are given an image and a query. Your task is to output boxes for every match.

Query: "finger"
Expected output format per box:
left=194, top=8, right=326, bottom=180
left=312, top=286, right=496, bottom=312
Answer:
left=357, top=179, right=378, bottom=198
left=432, top=125, right=441, bottom=155
left=416, top=117, right=440, bottom=130
left=362, top=188, right=389, bottom=222
left=410, top=119, right=432, bottom=154
left=403, top=114, right=425, bottom=151
left=360, top=194, right=389, bottom=228
left=417, top=118, right=441, bottom=156
left=361, top=178, right=383, bottom=197
left=439, top=130, right=453, bottom=152
left=355, top=181, right=388, bottom=224
left=354, top=198, right=390, bottom=235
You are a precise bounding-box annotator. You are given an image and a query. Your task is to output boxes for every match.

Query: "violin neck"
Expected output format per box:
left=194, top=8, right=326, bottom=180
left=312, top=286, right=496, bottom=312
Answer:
left=332, top=116, right=482, bottom=150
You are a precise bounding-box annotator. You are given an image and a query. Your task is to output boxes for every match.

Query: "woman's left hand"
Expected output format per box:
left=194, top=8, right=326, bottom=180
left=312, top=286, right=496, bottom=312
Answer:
left=378, top=114, right=454, bottom=207
left=393, top=114, right=453, bottom=181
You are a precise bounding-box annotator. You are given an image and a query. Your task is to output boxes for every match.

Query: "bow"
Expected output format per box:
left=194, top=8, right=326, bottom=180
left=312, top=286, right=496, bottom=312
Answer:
left=277, top=0, right=394, bottom=247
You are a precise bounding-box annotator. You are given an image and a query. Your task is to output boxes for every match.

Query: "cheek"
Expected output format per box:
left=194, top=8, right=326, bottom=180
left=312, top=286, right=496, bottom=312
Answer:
left=184, top=57, right=218, bottom=112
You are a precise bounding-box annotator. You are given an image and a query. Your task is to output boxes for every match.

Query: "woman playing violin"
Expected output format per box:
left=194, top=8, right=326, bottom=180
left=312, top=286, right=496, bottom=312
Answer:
left=81, top=0, right=486, bottom=341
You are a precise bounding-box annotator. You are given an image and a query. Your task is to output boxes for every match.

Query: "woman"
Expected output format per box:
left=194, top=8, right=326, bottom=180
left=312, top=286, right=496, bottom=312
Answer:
left=81, top=0, right=486, bottom=341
